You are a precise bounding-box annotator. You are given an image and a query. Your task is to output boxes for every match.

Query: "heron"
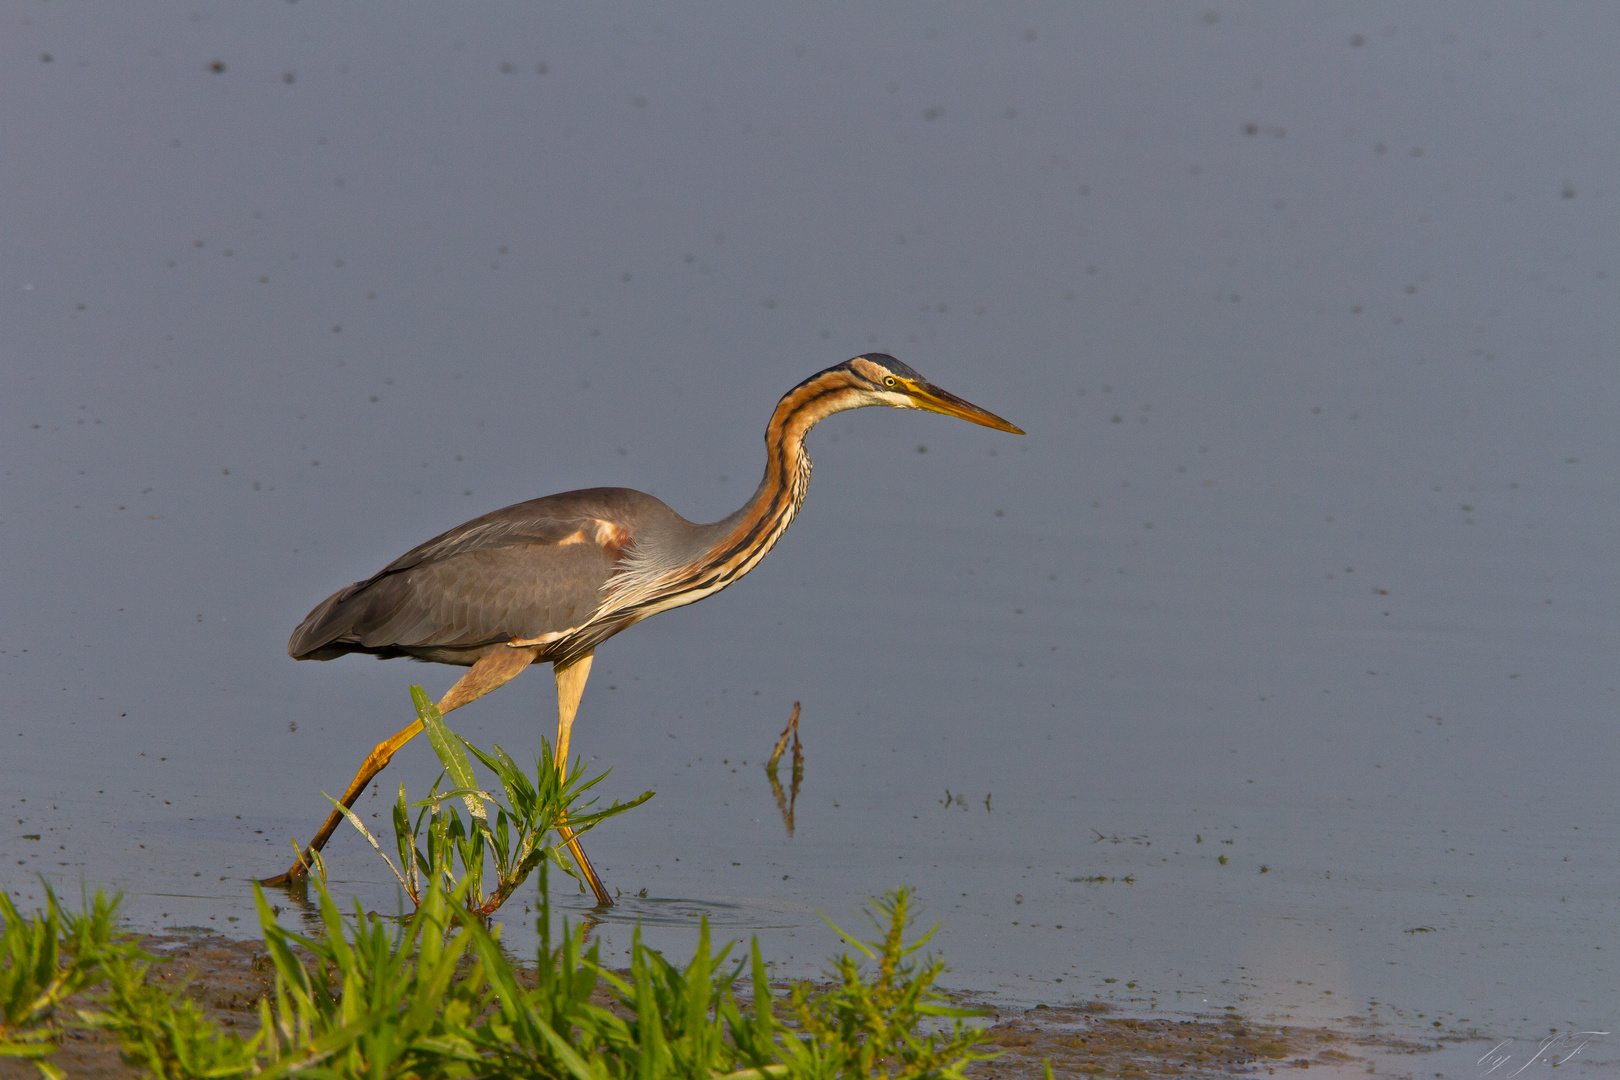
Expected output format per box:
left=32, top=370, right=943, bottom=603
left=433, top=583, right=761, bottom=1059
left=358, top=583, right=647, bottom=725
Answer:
left=263, top=354, right=1023, bottom=903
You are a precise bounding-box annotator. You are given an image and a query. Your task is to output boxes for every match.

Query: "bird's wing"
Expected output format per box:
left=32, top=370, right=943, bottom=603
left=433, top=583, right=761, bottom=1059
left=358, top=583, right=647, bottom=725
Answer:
left=345, top=541, right=620, bottom=649
left=289, top=489, right=658, bottom=658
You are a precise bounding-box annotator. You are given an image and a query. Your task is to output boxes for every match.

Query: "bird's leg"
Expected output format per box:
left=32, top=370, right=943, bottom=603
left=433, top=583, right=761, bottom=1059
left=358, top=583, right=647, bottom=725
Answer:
left=552, top=651, right=613, bottom=906
left=261, top=644, right=541, bottom=886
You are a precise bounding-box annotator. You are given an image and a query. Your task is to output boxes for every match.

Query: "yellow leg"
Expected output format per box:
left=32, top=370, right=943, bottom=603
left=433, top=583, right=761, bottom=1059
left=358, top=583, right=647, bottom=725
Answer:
left=262, top=644, right=540, bottom=886
left=553, top=652, right=613, bottom=906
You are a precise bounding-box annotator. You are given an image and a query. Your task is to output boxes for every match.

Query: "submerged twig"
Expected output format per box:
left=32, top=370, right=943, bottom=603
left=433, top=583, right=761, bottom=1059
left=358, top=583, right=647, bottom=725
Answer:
left=766, top=702, right=804, bottom=835
left=767, top=702, right=800, bottom=770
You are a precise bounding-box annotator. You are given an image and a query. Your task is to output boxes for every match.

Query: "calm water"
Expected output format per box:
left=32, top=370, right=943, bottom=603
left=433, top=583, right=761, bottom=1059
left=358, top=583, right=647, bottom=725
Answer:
left=4, top=5, right=1618, bottom=1066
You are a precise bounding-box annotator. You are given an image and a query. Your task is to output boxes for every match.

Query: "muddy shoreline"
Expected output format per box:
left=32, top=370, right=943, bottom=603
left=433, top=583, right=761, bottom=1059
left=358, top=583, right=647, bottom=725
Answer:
left=0, top=930, right=1470, bottom=1080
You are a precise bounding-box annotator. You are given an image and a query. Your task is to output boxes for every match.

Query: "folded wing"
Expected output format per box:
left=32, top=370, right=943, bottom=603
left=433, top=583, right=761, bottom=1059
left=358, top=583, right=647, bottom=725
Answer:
left=288, top=488, right=650, bottom=662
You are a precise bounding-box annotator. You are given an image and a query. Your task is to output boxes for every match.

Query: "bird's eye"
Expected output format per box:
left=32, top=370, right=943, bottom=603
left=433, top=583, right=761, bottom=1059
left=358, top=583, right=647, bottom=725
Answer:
left=883, top=375, right=898, bottom=388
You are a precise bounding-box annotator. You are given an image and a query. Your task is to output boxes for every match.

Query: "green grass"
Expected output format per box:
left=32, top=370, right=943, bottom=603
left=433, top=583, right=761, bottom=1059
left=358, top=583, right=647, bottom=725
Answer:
left=1, top=686, right=998, bottom=1079
left=325, top=684, right=653, bottom=916
left=1, top=884, right=140, bottom=1078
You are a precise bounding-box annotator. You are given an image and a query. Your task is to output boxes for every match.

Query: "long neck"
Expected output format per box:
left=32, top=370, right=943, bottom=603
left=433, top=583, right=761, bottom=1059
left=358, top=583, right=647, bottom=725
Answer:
left=600, top=369, right=859, bottom=625
left=704, top=367, right=855, bottom=573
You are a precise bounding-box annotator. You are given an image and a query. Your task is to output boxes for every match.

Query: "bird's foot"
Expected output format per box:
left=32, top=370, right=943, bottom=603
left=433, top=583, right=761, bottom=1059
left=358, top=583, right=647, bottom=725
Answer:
left=258, top=850, right=314, bottom=887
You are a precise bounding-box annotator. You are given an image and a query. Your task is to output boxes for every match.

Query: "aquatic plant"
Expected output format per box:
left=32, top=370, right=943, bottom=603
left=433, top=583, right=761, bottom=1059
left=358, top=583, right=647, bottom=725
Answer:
left=0, top=884, right=137, bottom=1078
left=2, top=871, right=991, bottom=1079
left=327, top=684, right=652, bottom=915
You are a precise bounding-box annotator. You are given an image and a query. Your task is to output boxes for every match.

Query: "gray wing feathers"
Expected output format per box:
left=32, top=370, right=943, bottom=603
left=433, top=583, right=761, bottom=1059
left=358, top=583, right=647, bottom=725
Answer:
left=360, top=545, right=613, bottom=647
left=290, top=540, right=617, bottom=658
left=288, top=488, right=684, bottom=660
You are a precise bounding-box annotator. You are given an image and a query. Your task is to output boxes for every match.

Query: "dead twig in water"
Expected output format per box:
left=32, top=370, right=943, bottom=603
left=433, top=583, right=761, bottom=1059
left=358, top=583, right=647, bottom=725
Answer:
left=766, top=702, right=804, bottom=835
left=768, top=702, right=801, bottom=769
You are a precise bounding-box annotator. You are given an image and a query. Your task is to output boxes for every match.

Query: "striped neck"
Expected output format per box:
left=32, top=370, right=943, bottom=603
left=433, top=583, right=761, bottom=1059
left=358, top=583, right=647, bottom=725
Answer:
left=598, top=366, right=870, bottom=626
left=714, top=366, right=866, bottom=564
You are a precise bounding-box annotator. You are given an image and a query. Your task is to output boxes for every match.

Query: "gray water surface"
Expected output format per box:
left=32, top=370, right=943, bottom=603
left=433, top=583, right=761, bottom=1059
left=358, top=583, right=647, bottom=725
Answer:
left=4, top=4, right=1618, bottom=1061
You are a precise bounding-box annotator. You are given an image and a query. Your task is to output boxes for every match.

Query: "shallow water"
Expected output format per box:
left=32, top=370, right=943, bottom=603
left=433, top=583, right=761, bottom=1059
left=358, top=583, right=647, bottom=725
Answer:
left=4, top=4, right=1618, bottom=1061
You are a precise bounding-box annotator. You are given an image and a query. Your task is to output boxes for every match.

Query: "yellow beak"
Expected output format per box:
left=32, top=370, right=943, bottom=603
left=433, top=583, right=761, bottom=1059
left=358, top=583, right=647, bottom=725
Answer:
left=904, top=379, right=1026, bottom=435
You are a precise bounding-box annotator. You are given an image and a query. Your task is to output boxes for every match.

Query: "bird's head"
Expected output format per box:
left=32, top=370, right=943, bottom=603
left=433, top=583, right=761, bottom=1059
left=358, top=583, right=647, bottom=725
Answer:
left=833, top=354, right=1025, bottom=434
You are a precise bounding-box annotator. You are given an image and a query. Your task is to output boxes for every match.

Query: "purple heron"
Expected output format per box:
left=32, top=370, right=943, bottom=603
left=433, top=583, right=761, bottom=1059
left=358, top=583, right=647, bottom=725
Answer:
left=263, top=354, right=1023, bottom=903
